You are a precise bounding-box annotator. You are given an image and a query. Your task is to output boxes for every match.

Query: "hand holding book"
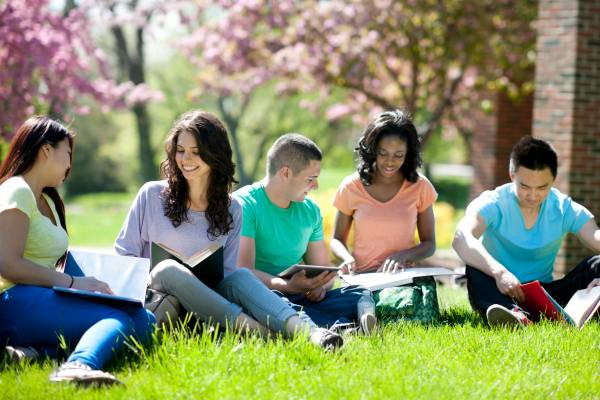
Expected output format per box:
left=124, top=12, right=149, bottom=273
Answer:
left=587, top=277, right=600, bottom=290
left=287, top=269, right=337, bottom=294
left=495, top=269, right=525, bottom=303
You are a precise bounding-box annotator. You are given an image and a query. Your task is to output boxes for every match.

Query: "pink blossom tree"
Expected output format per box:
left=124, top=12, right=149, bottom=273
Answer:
left=187, top=0, right=536, bottom=146
left=0, top=0, right=169, bottom=181
left=0, top=0, right=160, bottom=138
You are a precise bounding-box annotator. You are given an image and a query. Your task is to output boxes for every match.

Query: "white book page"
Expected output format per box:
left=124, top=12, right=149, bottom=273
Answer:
left=341, top=267, right=458, bottom=291
left=341, top=273, right=413, bottom=291
left=564, top=286, right=600, bottom=327
left=69, top=250, right=150, bottom=302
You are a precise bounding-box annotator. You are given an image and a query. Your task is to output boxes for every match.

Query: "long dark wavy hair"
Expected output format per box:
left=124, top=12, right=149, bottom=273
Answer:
left=356, top=109, right=422, bottom=185
left=160, top=110, right=238, bottom=239
left=0, top=116, right=73, bottom=231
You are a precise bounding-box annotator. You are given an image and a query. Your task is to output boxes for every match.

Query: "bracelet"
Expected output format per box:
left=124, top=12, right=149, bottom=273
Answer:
left=68, top=274, right=74, bottom=288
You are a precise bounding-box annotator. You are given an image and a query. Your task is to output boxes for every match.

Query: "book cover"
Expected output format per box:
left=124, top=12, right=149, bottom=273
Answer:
left=519, top=281, right=600, bottom=327
left=151, top=242, right=224, bottom=288
left=277, top=264, right=341, bottom=280
left=53, top=250, right=150, bottom=306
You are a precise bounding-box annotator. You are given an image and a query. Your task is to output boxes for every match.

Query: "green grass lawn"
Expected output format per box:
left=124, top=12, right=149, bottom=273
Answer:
left=2, top=286, right=599, bottom=399
left=66, top=192, right=135, bottom=247
left=48, top=175, right=599, bottom=399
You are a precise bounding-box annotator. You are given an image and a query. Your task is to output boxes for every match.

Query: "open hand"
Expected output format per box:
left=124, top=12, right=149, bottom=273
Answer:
left=339, top=257, right=356, bottom=275
left=72, top=276, right=114, bottom=295
left=377, top=258, right=415, bottom=273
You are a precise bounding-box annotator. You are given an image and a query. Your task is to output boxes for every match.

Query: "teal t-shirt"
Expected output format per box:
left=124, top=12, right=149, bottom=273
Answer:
left=469, top=183, right=594, bottom=283
left=233, top=181, right=324, bottom=276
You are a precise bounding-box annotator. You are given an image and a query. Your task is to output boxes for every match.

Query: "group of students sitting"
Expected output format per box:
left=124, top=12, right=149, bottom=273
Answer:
left=1, top=109, right=599, bottom=386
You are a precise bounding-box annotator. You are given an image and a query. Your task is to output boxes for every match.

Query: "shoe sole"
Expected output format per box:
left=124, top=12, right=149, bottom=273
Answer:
left=50, top=373, right=123, bottom=387
left=486, top=306, right=524, bottom=328
left=360, top=314, right=377, bottom=335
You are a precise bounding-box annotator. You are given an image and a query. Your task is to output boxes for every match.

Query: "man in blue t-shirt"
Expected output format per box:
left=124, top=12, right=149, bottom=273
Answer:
left=234, top=134, right=377, bottom=333
left=453, top=136, right=600, bottom=327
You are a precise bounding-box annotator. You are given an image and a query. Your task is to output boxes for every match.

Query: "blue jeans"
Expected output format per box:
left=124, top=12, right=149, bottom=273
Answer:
left=151, top=262, right=298, bottom=332
left=276, top=285, right=371, bottom=328
left=0, top=285, right=156, bottom=370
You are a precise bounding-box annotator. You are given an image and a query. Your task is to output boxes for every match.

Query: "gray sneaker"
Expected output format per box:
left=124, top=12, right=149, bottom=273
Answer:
left=309, top=328, right=344, bottom=351
left=486, top=304, right=530, bottom=328
left=5, top=346, right=39, bottom=364
left=49, top=361, right=122, bottom=387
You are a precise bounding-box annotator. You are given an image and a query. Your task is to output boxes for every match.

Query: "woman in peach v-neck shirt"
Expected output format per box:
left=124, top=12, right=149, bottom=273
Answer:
left=331, top=110, right=437, bottom=274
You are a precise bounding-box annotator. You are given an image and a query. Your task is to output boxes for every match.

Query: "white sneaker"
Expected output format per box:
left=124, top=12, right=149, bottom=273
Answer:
left=486, top=304, right=531, bottom=328
left=49, top=361, right=122, bottom=386
left=359, top=313, right=378, bottom=335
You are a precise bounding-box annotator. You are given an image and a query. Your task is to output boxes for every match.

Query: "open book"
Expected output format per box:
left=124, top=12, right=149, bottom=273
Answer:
left=341, top=267, right=461, bottom=290
left=340, top=267, right=459, bottom=291
left=519, top=281, right=600, bottom=328
left=277, top=264, right=341, bottom=280
left=53, top=250, right=150, bottom=306
left=151, top=241, right=224, bottom=288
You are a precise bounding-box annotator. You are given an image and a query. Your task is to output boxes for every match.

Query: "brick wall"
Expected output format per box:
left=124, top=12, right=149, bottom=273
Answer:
left=533, top=0, right=600, bottom=274
left=470, top=91, right=533, bottom=199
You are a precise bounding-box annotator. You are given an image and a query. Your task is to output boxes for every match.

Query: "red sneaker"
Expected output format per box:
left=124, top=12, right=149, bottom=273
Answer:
left=486, top=304, right=531, bottom=328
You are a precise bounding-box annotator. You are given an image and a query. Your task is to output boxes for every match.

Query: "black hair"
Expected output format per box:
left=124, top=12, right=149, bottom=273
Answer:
left=356, top=109, right=421, bottom=185
left=509, top=135, right=557, bottom=178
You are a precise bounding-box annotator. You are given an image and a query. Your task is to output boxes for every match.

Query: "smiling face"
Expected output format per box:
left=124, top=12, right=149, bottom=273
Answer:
left=374, top=134, right=407, bottom=180
left=285, top=159, right=321, bottom=202
left=511, top=166, right=554, bottom=210
left=175, top=130, right=211, bottom=182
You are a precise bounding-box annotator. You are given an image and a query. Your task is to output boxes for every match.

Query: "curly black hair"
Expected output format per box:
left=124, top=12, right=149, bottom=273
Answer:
left=355, top=109, right=422, bottom=185
left=160, top=111, right=238, bottom=239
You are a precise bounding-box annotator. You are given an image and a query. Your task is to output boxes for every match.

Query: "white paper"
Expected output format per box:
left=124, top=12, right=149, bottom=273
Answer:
left=66, top=250, right=150, bottom=304
left=340, top=267, right=459, bottom=291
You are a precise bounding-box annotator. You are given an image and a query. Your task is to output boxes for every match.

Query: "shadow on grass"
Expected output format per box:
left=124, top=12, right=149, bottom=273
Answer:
left=438, top=307, right=486, bottom=328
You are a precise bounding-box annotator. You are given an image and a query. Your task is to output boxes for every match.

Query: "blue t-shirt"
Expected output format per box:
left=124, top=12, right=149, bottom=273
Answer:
left=468, top=183, right=594, bottom=283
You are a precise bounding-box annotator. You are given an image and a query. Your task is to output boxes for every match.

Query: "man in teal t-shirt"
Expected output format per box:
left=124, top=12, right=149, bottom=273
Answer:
left=453, top=136, right=600, bottom=327
left=234, top=134, right=377, bottom=332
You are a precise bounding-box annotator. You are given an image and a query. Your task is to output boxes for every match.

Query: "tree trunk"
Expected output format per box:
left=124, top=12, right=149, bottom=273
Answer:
left=111, top=17, right=157, bottom=182
left=217, top=96, right=251, bottom=186
left=133, top=104, right=155, bottom=181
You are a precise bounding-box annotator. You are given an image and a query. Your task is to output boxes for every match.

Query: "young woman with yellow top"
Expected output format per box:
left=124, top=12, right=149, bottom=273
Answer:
left=0, top=116, right=155, bottom=386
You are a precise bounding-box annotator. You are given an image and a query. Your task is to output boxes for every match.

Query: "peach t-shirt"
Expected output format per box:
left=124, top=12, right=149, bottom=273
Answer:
left=333, top=172, right=437, bottom=272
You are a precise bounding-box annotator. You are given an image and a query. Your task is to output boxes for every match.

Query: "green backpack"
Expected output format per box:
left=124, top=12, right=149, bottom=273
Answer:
left=373, top=276, right=441, bottom=323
